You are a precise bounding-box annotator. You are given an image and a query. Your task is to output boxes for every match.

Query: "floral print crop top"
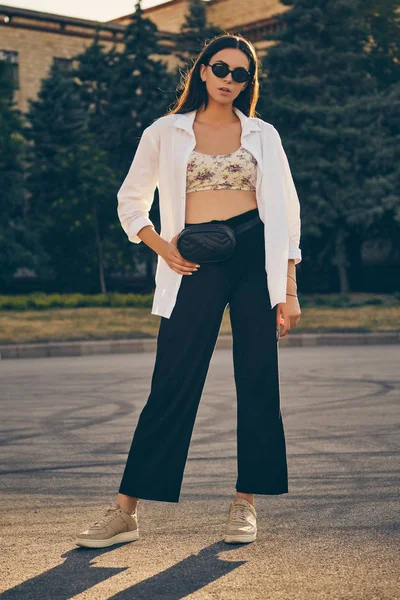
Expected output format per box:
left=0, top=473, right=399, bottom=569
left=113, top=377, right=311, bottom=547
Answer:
left=186, top=145, right=258, bottom=193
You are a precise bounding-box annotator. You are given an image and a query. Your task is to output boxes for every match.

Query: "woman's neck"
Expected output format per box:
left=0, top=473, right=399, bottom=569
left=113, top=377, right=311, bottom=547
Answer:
left=195, top=101, right=237, bottom=125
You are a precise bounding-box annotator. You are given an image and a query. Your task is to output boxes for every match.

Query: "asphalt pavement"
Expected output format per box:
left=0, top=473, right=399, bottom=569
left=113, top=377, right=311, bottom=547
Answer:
left=0, top=345, right=399, bottom=599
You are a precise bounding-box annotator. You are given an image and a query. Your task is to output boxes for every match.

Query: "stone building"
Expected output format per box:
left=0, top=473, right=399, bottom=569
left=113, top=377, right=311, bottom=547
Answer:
left=0, top=0, right=286, bottom=113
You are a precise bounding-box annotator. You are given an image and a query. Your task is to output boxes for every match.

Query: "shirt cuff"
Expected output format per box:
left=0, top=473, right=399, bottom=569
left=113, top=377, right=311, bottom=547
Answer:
left=288, top=247, right=302, bottom=264
left=127, top=216, right=154, bottom=244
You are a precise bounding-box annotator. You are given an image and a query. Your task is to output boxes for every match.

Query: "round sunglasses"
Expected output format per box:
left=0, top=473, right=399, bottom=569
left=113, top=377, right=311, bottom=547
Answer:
left=205, top=61, right=252, bottom=84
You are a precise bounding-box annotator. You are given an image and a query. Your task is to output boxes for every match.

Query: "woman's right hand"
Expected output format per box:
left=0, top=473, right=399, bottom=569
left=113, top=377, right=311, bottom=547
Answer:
left=161, top=233, right=201, bottom=275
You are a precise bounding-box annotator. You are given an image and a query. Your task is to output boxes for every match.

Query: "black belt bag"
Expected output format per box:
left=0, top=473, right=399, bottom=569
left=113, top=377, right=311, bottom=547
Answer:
left=176, top=214, right=262, bottom=264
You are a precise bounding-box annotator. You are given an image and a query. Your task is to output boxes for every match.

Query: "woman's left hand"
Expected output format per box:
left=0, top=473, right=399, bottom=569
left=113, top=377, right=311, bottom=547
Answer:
left=276, top=296, right=301, bottom=339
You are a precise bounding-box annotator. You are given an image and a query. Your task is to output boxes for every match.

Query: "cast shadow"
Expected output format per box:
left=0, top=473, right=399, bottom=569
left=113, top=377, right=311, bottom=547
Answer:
left=2, top=541, right=246, bottom=599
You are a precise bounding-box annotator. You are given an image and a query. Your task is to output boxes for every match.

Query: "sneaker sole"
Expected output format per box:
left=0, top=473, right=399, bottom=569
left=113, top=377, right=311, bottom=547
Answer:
left=75, top=529, right=139, bottom=548
left=223, top=532, right=257, bottom=544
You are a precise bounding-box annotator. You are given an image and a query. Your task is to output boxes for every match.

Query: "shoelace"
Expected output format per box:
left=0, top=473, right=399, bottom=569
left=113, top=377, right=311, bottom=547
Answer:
left=91, top=506, right=119, bottom=529
left=230, top=503, right=251, bottom=524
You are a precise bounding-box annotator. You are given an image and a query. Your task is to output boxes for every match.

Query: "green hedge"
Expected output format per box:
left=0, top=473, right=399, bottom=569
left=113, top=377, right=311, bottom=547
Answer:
left=299, top=293, right=385, bottom=308
left=0, top=292, right=398, bottom=311
left=0, top=292, right=154, bottom=310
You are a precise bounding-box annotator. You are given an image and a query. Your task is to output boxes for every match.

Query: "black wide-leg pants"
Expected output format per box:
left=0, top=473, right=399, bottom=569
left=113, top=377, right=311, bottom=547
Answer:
left=118, top=207, right=288, bottom=502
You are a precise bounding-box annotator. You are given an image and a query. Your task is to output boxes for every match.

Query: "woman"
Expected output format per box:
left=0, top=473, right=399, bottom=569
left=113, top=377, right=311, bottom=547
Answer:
left=76, top=33, right=301, bottom=548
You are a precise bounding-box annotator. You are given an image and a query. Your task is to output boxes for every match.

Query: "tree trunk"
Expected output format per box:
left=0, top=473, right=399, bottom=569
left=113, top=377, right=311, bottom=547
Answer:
left=92, top=197, right=106, bottom=294
left=335, top=226, right=350, bottom=293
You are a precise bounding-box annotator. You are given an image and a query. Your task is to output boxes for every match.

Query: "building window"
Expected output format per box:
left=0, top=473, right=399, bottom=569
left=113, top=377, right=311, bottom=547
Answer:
left=0, top=49, right=19, bottom=90
left=54, top=57, right=73, bottom=73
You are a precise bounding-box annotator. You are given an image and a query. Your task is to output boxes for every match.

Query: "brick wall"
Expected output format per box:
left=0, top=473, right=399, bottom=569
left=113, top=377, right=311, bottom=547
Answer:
left=0, top=26, right=121, bottom=114
left=118, top=0, right=189, bottom=34
left=141, top=0, right=287, bottom=34
left=209, top=0, right=287, bottom=30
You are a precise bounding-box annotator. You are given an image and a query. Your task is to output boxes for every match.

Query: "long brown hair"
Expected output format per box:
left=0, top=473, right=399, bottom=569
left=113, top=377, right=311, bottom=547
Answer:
left=165, top=33, right=260, bottom=117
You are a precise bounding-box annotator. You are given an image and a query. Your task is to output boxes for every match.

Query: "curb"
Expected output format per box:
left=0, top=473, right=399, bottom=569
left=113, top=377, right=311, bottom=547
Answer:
left=0, top=332, right=399, bottom=360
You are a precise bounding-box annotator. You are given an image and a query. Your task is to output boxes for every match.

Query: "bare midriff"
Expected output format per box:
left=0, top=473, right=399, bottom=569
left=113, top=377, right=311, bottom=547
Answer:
left=185, top=189, right=258, bottom=224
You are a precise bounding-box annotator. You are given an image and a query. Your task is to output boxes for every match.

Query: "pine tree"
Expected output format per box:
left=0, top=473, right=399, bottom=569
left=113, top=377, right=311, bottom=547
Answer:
left=89, top=0, right=174, bottom=285
left=73, top=32, right=117, bottom=143
left=175, top=0, right=222, bottom=63
left=73, top=36, right=132, bottom=287
left=104, top=0, right=174, bottom=175
left=361, top=0, right=400, bottom=88
left=347, top=82, right=400, bottom=261
left=0, top=63, right=45, bottom=291
left=26, top=60, right=118, bottom=293
left=258, top=0, right=398, bottom=293
left=26, top=60, right=88, bottom=291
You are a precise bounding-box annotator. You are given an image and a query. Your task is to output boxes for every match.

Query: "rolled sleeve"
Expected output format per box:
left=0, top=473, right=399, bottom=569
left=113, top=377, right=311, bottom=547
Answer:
left=273, top=127, right=302, bottom=265
left=117, top=124, right=159, bottom=244
left=288, top=246, right=302, bottom=264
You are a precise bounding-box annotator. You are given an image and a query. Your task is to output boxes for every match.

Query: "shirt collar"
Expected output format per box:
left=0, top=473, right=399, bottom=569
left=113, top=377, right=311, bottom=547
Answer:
left=173, top=106, right=261, bottom=136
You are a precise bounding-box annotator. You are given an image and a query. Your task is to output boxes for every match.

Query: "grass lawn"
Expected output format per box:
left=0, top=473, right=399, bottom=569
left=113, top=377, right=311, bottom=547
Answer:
left=1, top=298, right=399, bottom=344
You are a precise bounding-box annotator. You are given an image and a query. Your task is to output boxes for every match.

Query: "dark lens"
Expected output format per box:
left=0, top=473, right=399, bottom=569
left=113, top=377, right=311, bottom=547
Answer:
left=232, top=68, right=250, bottom=83
left=211, top=63, right=229, bottom=79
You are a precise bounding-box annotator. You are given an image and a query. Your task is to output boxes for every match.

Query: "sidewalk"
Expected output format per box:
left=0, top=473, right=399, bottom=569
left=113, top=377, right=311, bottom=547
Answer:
left=1, top=331, right=399, bottom=359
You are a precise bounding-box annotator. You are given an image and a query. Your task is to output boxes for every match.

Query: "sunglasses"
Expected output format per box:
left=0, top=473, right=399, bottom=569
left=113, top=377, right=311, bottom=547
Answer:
left=205, top=61, right=251, bottom=84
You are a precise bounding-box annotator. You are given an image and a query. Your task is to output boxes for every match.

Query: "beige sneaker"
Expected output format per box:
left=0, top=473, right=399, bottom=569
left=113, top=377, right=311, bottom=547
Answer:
left=75, top=502, right=139, bottom=548
left=223, top=498, right=257, bottom=544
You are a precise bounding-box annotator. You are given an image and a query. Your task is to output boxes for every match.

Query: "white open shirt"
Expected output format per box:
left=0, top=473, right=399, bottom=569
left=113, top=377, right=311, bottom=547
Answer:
left=117, top=107, right=302, bottom=319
